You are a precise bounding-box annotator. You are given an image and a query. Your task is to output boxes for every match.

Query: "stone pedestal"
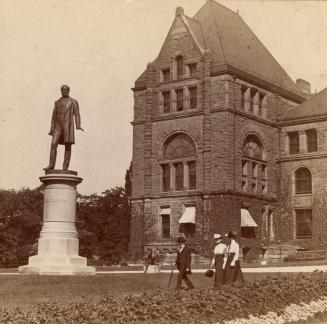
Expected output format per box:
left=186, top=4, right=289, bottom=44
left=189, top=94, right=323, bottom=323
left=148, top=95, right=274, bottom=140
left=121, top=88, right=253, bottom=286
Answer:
left=19, top=171, right=95, bottom=275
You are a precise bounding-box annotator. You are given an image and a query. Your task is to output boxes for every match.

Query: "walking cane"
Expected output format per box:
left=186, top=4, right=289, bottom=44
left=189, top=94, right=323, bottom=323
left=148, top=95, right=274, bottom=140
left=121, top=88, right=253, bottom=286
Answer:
left=167, top=263, right=174, bottom=288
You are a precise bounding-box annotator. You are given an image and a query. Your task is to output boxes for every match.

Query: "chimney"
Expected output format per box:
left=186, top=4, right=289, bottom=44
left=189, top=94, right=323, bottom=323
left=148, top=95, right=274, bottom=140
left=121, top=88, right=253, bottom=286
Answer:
left=296, top=78, right=311, bottom=95
left=175, top=7, right=184, bottom=17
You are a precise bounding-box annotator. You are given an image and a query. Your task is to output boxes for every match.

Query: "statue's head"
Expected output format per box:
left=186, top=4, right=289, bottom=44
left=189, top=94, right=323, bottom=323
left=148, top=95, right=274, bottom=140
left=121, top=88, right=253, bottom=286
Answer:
left=61, top=84, right=70, bottom=98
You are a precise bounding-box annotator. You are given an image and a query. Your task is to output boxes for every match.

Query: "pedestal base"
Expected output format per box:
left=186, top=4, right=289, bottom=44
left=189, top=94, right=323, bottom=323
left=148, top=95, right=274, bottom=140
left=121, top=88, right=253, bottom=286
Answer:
left=18, top=171, right=95, bottom=275
left=18, top=238, right=95, bottom=275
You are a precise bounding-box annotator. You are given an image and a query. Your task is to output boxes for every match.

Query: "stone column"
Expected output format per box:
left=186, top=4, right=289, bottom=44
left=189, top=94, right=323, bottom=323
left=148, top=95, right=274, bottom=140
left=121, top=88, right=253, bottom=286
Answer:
left=299, top=130, right=307, bottom=154
left=19, top=171, right=95, bottom=275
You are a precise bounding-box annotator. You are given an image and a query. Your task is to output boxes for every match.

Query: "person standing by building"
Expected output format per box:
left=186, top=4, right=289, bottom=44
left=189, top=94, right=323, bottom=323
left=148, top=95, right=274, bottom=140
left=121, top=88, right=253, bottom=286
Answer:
left=175, top=237, right=194, bottom=290
left=223, top=231, right=244, bottom=284
left=144, top=246, right=160, bottom=273
left=210, top=233, right=227, bottom=288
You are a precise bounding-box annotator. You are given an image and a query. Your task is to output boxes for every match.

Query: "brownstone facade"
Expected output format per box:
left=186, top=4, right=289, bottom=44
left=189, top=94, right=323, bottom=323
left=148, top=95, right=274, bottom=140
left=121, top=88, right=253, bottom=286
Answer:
left=129, top=1, right=325, bottom=261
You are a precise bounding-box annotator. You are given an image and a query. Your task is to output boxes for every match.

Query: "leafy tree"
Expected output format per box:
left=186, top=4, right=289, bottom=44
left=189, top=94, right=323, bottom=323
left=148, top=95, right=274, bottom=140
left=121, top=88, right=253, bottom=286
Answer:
left=0, top=187, right=43, bottom=266
left=77, top=185, right=131, bottom=265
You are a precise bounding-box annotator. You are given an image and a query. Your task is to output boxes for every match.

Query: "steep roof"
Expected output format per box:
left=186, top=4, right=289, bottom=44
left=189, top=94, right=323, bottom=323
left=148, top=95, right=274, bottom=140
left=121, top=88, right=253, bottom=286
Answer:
left=282, top=87, right=327, bottom=121
left=183, top=15, right=206, bottom=52
left=192, top=0, right=303, bottom=96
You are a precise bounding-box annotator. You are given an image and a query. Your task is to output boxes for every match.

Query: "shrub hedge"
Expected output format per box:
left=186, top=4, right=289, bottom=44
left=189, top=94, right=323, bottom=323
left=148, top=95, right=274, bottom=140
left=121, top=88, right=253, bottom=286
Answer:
left=1, top=271, right=327, bottom=323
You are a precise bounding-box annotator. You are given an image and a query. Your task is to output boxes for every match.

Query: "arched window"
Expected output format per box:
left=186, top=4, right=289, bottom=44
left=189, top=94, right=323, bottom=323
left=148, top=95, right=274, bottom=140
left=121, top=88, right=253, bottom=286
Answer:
left=161, top=133, right=196, bottom=191
left=242, top=134, right=267, bottom=194
left=176, top=56, right=184, bottom=78
left=295, top=168, right=312, bottom=194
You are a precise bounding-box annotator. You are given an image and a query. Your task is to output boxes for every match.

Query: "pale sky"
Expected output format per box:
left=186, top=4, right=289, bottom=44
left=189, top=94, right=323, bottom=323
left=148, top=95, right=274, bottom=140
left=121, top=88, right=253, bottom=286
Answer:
left=1, top=0, right=326, bottom=195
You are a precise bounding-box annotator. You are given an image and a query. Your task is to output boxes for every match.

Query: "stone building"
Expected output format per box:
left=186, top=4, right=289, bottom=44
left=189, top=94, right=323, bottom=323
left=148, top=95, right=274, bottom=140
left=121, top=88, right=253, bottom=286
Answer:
left=129, top=0, right=325, bottom=262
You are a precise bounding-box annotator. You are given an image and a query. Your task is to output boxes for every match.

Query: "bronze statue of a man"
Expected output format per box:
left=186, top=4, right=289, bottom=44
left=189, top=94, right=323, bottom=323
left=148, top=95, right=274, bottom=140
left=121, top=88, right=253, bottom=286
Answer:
left=44, top=85, right=84, bottom=171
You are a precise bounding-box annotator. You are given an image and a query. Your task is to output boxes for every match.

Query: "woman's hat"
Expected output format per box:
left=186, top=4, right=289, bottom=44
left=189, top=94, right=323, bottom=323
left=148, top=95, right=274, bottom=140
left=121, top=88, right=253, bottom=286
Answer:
left=226, top=230, right=237, bottom=238
left=213, top=234, right=222, bottom=240
left=176, top=236, right=186, bottom=244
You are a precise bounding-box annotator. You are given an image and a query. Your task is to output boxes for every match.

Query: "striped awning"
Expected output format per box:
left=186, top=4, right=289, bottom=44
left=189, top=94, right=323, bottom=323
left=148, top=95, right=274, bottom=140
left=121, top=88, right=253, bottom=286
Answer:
left=179, top=206, right=196, bottom=224
left=241, top=208, right=258, bottom=227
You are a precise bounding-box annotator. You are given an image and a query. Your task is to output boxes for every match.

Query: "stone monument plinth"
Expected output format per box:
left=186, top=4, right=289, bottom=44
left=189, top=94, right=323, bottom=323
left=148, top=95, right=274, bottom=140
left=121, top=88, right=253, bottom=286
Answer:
left=19, top=170, right=95, bottom=275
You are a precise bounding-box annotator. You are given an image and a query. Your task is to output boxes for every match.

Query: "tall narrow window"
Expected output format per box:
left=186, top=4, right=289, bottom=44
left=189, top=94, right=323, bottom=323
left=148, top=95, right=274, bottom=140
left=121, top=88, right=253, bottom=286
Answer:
left=162, top=91, right=170, bottom=114
left=162, top=69, right=170, bottom=82
left=189, top=87, right=197, bottom=109
left=288, top=132, right=299, bottom=154
left=163, top=91, right=170, bottom=113
left=241, top=86, right=247, bottom=110
left=176, top=89, right=184, bottom=111
left=258, top=92, right=265, bottom=116
left=175, top=162, right=184, bottom=190
left=176, top=56, right=183, bottom=78
left=161, top=214, right=170, bottom=238
left=306, top=129, right=317, bottom=152
left=295, top=167, right=312, bottom=194
left=296, top=209, right=312, bottom=238
left=162, top=164, right=170, bottom=191
left=188, top=161, right=196, bottom=189
left=242, top=134, right=267, bottom=194
left=249, top=89, right=257, bottom=114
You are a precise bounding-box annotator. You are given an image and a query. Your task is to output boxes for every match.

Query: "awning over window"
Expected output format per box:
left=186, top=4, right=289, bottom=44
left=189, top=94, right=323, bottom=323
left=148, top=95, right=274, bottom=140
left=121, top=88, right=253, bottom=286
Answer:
left=179, top=206, right=196, bottom=224
left=160, top=207, right=171, bottom=215
left=241, top=208, right=258, bottom=227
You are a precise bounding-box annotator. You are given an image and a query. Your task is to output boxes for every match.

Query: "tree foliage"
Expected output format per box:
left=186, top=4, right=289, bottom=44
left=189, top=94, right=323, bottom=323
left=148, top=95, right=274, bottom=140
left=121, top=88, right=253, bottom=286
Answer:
left=0, top=187, right=43, bottom=266
left=77, top=186, right=131, bottom=265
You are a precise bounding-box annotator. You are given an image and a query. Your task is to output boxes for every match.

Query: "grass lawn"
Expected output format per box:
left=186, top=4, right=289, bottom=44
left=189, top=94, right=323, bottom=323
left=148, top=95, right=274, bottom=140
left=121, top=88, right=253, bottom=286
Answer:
left=0, top=272, right=298, bottom=310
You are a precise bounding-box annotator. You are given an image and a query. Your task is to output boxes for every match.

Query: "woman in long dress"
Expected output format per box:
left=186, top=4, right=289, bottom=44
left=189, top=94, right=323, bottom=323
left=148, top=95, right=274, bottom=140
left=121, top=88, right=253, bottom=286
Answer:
left=223, top=231, right=244, bottom=284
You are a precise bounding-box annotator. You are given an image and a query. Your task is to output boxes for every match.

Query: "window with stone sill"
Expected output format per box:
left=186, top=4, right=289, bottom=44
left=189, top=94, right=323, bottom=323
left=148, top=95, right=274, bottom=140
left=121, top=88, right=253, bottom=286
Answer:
left=295, top=167, right=312, bottom=194
left=306, top=129, right=317, bottom=153
left=241, top=85, right=247, bottom=110
left=242, top=134, right=267, bottom=194
left=162, top=91, right=171, bottom=114
left=288, top=131, right=299, bottom=154
left=176, top=88, right=184, bottom=111
left=295, top=209, right=312, bottom=239
left=258, top=92, right=265, bottom=116
left=176, top=56, right=184, bottom=78
left=162, top=164, right=170, bottom=192
left=161, top=214, right=170, bottom=238
left=160, top=133, right=196, bottom=192
left=249, top=88, right=257, bottom=114
left=161, top=68, right=170, bottom=82
left=187, top=63, right=197, bottom=76
left=189, top=86, right=197, bottom=109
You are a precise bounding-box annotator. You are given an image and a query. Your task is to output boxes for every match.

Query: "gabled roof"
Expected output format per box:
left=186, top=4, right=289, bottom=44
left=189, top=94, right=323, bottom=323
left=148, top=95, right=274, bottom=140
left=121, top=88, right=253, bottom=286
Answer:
left=193, top=0, right=303, bottom=96
left=282, top=87, right=327, bottom=121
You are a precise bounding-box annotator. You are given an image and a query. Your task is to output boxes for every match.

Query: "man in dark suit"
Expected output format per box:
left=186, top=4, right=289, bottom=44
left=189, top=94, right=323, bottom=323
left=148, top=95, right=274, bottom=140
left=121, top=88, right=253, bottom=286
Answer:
left=175, top=236, right=194, bottom=290
left=44, top=85, right=84, bottom=171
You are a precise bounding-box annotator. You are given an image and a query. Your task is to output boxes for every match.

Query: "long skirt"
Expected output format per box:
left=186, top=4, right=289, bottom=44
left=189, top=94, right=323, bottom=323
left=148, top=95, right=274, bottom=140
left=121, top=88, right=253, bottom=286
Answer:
left=223, top=253, right=244, bottom=284
left=214, top=254, right=224, bottom=288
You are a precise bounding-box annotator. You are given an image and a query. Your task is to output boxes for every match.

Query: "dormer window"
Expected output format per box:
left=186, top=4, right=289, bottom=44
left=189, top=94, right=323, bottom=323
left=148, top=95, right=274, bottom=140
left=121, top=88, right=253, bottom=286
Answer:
left=176, top=56, right=184, bottom=78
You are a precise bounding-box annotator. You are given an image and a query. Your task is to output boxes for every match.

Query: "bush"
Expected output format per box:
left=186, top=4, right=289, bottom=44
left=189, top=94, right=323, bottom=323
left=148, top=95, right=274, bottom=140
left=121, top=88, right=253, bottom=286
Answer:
left=1, top=272, right=327, bottom=323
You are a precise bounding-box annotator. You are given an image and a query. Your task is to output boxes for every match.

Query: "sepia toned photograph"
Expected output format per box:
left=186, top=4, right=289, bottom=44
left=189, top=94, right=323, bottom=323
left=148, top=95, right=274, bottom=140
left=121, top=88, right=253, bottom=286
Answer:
left=0, top=0, right=327, bottom=323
